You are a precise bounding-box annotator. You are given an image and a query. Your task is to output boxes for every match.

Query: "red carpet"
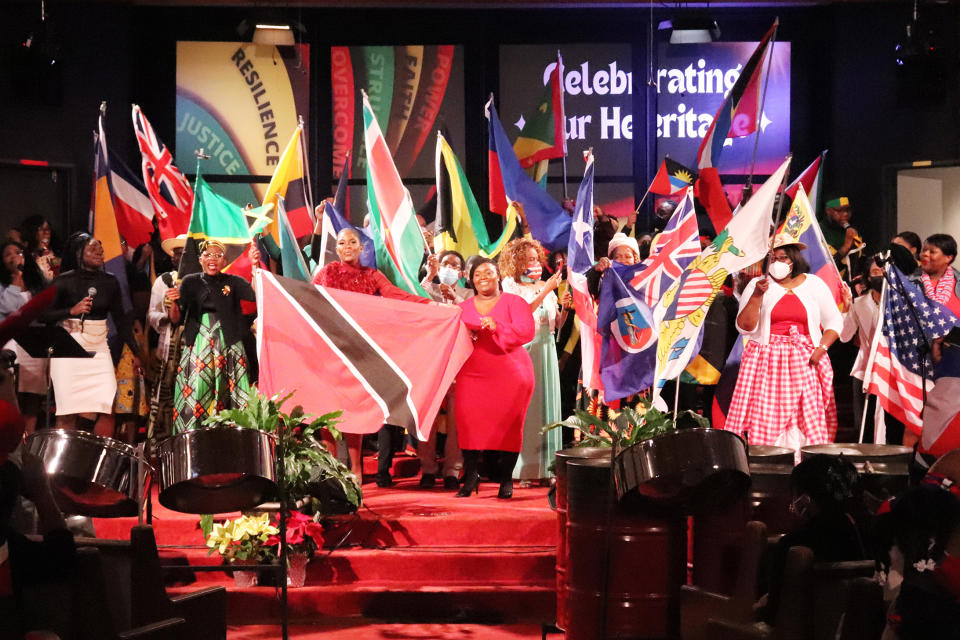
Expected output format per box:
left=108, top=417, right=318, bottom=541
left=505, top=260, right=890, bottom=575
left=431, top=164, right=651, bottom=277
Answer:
left=93, top=458, right=558, bottom=629
left=228, top=623, right=548, bottom=639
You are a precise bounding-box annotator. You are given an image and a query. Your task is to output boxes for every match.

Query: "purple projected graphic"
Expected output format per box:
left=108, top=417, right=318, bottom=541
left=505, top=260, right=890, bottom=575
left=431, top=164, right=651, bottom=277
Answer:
left=657, top=42, right=791, bottom=176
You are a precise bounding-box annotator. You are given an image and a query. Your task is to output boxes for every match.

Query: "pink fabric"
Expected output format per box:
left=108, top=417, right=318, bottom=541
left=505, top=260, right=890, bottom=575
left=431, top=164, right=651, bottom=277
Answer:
left=769, top=292, right=809, bottom=336
left=724, top=326, right=837, bottom=446
left=455, top=293, right=535, bottom=451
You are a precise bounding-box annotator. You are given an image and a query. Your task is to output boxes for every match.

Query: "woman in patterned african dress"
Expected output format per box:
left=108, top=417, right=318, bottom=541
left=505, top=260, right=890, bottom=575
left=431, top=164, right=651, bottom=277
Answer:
left=167, top=240, right=254, bottom=433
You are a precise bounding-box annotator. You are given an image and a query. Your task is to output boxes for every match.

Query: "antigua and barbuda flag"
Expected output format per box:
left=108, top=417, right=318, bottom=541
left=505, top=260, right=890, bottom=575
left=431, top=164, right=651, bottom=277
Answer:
left=255, top=271, right=473, bottom=441
left=648, top=158, right=698, bottom=197
left=652, top=157, right=791, bottom=408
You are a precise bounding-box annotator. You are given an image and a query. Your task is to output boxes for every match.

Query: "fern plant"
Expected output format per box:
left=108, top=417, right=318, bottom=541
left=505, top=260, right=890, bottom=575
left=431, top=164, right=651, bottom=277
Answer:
left=544, top=397, right=709, bottom=451
left=203, top=391, right=361, bottom=511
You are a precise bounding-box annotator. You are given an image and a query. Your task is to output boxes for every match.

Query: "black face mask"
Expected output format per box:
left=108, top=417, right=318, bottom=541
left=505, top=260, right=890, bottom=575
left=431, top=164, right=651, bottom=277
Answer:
left=869, top=276, right=884, bottom=292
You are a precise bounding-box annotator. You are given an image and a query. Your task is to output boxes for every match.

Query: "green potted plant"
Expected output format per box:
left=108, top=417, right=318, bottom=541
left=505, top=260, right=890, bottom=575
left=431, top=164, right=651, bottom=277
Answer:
left=545, top=398, right=709, bottom=451
left=203, top=391, right=362, bottom=512
left=264, top=510, right=325, bottom=587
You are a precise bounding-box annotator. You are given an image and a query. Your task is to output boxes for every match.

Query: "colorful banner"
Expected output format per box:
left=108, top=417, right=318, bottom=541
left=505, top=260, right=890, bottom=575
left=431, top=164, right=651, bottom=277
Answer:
left=331, top=45, right=465, bottom=218
left=176, top=41, right=310, bottom=204
left=657, top=42, right=790, bottom=175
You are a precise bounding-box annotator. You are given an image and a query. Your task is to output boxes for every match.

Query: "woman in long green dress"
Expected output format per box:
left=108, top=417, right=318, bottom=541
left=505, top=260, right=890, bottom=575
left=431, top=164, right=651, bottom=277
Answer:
left=167, top=240, right=254, bottom=433
left=499, top=238, right=565, bottom=483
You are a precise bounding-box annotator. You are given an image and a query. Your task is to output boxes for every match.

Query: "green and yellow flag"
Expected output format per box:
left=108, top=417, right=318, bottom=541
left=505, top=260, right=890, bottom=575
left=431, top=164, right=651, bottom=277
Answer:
left=179, top=172, right=272, bottom=277
left=435, top=134, right=517, bottom=259
left=513, top=53, right=566, bottom=186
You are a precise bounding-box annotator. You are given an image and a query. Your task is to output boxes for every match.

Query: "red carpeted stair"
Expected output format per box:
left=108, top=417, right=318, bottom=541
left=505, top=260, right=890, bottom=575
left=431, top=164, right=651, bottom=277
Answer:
left=93, top=457, right=558, bottom=636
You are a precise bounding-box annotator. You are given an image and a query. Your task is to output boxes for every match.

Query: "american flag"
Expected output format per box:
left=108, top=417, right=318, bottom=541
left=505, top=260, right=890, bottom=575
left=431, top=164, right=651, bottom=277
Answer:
left=630, top=188, right=700, bottom=307
left=865, top=265, right=960, bottom=434
left=132, top=104, right=192, bottom=241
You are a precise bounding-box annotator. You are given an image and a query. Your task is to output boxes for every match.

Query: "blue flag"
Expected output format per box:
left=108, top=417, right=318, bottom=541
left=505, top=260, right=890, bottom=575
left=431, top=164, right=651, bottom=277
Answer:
left=598, top=262, right=658, bottom=402
left=486, top=99, right=570, bottom=251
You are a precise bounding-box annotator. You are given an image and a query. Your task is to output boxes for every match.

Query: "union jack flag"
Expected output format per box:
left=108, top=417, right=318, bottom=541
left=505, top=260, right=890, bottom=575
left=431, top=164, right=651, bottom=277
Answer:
left=630, top=188, right=700, bottom=307
left=132, top=104, right=192, bottom=241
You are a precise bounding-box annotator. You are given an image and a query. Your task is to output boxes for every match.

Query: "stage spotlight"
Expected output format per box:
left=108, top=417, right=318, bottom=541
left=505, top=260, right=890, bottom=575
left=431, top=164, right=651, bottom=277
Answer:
left=253, top=23, right=295, bottom=47
left=659, top=18, right=721, bottom=44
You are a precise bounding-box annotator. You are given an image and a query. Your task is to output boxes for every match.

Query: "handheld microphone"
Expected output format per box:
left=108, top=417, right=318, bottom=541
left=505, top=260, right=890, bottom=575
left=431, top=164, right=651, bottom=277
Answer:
left=80, top=286, right=96, bottom=330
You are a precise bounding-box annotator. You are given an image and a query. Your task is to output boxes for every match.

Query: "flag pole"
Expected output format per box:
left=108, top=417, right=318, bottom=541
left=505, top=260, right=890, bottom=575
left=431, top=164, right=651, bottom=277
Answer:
left=558, top=51, right=569, bottom=202
left=745, top=18, right=780, bottom=195
left=297, top=116, right=315, bottom=224
left=633, top=183, right=654, bottom=217
left=673, top=376, right=681, bottom=423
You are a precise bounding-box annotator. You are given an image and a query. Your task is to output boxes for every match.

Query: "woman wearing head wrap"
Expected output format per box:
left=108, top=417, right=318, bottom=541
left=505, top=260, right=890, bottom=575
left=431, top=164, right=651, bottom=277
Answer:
left=724, top=239, right=844, bottom=448
left=167, top=240, right=255, bottom=433
left=42, top=232, right=142, bottom=433
left=498, top=238, right=564, bottom=485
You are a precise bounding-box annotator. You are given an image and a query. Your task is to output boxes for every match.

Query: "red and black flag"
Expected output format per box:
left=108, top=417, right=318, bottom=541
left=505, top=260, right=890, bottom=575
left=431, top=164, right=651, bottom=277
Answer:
left=256, top=272, right=473, bottom=441
left=648, top=158, right=698, bottom=196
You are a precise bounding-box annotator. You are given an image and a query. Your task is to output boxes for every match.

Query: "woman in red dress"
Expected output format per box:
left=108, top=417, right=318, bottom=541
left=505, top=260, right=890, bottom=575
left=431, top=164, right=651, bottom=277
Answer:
left=312, top=227, right=429, bottom=485
left=455, top=258, right=536, bottom=498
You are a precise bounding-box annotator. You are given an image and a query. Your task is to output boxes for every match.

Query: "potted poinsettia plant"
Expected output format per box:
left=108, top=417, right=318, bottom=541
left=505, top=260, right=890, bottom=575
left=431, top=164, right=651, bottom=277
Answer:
left=264, top=510, right=326, bottom=587
left=202, top=513, right=279, bottom=587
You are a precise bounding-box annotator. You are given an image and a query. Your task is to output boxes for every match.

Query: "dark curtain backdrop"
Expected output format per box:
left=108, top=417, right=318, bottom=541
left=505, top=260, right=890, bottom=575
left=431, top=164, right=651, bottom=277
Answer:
left=0, top=2, right=957, bottom=249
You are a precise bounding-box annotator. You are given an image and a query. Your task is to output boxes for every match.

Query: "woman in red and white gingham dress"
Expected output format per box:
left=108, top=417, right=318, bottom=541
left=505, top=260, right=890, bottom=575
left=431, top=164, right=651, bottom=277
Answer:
left=725, top=243, right=845, bottom=449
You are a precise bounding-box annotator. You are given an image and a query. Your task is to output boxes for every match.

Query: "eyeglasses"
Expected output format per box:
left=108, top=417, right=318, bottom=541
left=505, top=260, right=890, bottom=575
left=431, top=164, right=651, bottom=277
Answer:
left=201, top=252, right=225, bottom=260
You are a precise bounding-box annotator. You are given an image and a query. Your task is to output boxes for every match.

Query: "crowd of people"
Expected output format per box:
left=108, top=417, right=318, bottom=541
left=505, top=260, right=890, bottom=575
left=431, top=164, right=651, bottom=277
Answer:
left=4, top=187, right=960, bottom=637
left=1, top=193, right=959, bottom=489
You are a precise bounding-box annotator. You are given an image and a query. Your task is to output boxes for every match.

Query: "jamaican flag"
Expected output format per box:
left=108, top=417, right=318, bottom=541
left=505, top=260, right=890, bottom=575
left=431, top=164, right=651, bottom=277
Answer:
left=178, top=173, right=272, bottom=277
left=435, top=134, right=517, bottom=259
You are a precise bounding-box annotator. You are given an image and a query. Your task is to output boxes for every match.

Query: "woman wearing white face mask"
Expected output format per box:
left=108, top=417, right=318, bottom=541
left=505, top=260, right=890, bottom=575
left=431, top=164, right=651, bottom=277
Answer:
left=724, top=239, right=844, bottom=449
left=421, top=250, right=473, bottom=304
left=499, top=238, right=564, bottom=485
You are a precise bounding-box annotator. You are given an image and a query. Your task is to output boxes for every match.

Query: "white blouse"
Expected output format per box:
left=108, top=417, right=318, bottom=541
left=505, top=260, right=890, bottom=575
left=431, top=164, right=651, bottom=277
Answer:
left=501, top=277, right=558, bottom=332
left=737, top=274, right=844, bottom=345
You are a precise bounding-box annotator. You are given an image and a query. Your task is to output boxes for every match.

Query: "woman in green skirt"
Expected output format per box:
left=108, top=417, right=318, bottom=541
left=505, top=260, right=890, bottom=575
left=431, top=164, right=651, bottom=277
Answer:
left=499, top=238, right=565, bottom=485
left=167, top=240, right=254, bottom=433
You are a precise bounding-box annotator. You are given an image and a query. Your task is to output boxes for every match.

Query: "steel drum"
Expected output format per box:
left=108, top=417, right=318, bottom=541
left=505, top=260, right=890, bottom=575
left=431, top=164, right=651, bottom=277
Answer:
left=747, top=445, right=795, bottom=466
left=800, top=443, right=912, bottom=499
left=24, top=430, right=151, bottom=518
left=156, top=426, right=276, bottom=514
left=613, top=428, right=750, bottom=511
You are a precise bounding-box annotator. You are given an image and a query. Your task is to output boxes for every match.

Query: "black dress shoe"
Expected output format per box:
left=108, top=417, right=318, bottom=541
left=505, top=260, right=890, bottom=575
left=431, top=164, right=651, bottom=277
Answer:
left=443, top=476, right=460, bottom=490
left=455, top=472, right=479, bottom=497
left=419, top=473, right=436, bottom=488
left=497, top=482, right=513, bottom=500
left=375, top=472, right=393, bottom=488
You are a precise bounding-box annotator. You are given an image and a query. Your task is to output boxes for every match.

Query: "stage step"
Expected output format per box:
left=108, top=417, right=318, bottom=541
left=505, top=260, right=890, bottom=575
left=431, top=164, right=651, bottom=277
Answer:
left=197, top=583, right=556, bottom=625
left=161, top=545, right=556, bottom=586
left=227, top=622, right=549, bottom=639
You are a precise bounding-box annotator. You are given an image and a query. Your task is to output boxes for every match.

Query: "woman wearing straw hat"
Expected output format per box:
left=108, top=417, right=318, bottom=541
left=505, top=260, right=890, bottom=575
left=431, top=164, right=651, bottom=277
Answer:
left=724, top=237, right=844, bottom=449
left=167, top=239, right=255, bottom=433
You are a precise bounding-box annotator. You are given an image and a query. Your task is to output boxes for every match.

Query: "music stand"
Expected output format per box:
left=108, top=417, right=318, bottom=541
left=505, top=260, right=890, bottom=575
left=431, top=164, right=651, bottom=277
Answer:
left=16, top=325, right=92, bottom=430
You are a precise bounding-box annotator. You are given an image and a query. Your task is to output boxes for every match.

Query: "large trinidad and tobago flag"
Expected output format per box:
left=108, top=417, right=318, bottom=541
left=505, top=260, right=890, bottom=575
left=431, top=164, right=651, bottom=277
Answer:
left=256, top=271, right=473, bottom=441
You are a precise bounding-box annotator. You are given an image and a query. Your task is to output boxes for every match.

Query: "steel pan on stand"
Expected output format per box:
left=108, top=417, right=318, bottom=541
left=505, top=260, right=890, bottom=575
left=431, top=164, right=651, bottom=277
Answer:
left=25, top=429, right=152, bottom=518
left=614, top=428, right=750, bottom=510
left=156, top=426, right=276, bottom=514
left=800, top=443, right=912, bottom=501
